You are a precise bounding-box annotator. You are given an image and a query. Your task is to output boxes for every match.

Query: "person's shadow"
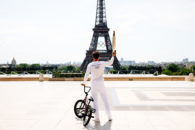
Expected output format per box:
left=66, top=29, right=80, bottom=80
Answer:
left=87, top=121, right=112, bottom=130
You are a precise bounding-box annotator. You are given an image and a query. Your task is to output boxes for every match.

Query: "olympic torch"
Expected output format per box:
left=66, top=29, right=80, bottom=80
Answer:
left=112, top=31, right=116, bottom=52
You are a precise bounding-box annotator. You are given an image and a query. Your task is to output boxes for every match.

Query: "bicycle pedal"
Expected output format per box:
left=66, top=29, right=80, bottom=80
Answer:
left=89, top=98, right=94, bottom=102
left=92, top=109, right=96, bottom=113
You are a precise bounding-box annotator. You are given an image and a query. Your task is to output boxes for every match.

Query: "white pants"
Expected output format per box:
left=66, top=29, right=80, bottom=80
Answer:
left=91, top=81, right=111, bottom=119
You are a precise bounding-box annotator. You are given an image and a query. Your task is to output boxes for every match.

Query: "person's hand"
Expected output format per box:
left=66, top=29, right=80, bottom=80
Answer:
left=112, top=50, right=116, bottom=56
left=81, top=83, right=86, bottom=87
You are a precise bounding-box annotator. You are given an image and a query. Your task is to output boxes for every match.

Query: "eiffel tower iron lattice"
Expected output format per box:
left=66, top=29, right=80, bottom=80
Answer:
left=80, top=0, right=121, bottom=72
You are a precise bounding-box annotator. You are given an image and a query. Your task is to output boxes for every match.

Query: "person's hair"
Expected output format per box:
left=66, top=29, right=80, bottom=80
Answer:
left=92, top=51, right=100, bottom=59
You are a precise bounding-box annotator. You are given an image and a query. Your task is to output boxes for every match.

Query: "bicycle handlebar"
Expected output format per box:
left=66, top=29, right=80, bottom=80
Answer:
left=84, top=86, right=91, bottom=94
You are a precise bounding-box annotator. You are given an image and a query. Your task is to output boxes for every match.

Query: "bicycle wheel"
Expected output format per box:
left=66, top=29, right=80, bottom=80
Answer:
left=74, top=99, right=85, bottom=118
left=83, top=106, right=92, bottom=126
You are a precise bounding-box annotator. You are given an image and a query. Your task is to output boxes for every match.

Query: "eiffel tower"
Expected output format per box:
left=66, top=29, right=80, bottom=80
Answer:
left=80, top=0, right=121, bottom=72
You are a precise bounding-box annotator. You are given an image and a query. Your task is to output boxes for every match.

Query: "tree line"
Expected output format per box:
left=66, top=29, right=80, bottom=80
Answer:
left=0, top=63, right=195, bottom=76
left=161, top=64, right=195, bottom=75
left=110, top=65, right=162, bottom=74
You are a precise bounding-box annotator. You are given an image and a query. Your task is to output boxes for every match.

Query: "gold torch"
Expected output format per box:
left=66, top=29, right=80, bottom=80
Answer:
left=112, top=31, right=116, bottom=52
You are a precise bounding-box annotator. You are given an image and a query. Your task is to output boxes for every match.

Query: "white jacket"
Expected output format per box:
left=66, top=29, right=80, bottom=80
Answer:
left=83, top=57, right=114, bottom=84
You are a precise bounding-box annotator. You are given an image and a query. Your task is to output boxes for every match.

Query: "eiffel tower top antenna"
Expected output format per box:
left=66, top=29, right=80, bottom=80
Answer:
left=95, top=0, right=107, bottom=27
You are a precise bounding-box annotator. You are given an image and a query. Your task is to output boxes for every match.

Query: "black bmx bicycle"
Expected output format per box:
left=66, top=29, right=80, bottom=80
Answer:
left=74, top=86, right=96, bottom=126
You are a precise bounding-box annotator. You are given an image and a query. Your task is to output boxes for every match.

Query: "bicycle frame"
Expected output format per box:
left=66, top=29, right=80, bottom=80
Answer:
left=83, top=86, right=92, bottom=111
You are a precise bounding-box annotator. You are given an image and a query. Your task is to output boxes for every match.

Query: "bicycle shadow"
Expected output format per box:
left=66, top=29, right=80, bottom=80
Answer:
left=86, top=121, right=112, bottom=130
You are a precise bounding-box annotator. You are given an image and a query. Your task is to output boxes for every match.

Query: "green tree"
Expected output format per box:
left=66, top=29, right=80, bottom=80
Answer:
left=162, top=64, right=191, bottom=75
left=109, top=68, right=114, bottom=73
left=191, top=65, right=195, bottom=74
left=16, top=64, right=29, bottom=71
left=177, top=67, right=190, bottom=75
left=66, top=65, right=76, bottom=72
left=161, top=69, right=172, bottom=75
left=75, top=67, right=81, bottom=73
left=166, top=64, right=179, bottom=72
left=30, top=64, right=40, bottom=70
left=153, top=71, right=158, bottom=76
left=58, top=66, right=67, bottom=72
left=11, top=71, right=18, bottom=74
left=120, top=66, right=128, bottom=74
left=58, top=65, right=77, bottom=73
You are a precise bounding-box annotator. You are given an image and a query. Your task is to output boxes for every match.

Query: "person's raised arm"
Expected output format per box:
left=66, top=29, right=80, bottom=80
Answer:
left=81, top=64, right=91, bottom=86
left=103, top=51, right=116, bottom=66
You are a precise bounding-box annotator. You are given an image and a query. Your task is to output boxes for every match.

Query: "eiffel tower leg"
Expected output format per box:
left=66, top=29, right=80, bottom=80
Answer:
left=80, top=51, right=93, bottom=72
left=113, top=56, right=121, bottom=71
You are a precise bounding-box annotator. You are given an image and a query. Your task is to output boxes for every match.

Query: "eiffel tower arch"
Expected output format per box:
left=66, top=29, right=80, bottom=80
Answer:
left=80, top=0, right=121, bottom=72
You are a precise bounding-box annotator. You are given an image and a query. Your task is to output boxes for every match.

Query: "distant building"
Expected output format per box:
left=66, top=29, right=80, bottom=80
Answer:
left=182, top=58, right=189, bottom=63
left=186, top=64, right=193, bottom=69
left=136, top=62, right=147, bottom=66
left=72, top=62, right=82, bottom=66
left=11, top=57, right=16, bottom=68
left=64, top=61, right=71, bottom=65
left=147, top=61, right=156, bottom=65
left=120, top=58, right=136, bottom=66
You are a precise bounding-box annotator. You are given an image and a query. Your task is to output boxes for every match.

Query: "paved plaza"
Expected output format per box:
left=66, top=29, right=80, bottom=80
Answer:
left=0, top=81, right=195, bottom=130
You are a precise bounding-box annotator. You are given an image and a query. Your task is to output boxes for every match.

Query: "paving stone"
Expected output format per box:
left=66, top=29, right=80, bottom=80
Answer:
left=0, top=81, right=195, bottom=130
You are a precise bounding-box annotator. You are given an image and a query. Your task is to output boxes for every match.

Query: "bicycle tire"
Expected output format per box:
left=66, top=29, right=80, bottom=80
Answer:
left=83, top=106, right=92, bottom=126
left=74, top=99, right=85, bottom=118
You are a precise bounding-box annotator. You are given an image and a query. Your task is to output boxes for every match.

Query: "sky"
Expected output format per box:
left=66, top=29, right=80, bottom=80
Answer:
left=0, top=0, right=195, bottom=64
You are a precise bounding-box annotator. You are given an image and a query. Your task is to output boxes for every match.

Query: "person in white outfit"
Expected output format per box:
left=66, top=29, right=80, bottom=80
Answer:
left=81, top=51, right=116, bottom=122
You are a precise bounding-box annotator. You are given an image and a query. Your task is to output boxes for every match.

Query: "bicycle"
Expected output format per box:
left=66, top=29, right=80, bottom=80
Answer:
left=74, top=86, right=96, bottom=126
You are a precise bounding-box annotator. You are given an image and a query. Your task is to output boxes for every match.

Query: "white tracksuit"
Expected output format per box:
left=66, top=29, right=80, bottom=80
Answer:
left=83, top=57, right=114, bottom=120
